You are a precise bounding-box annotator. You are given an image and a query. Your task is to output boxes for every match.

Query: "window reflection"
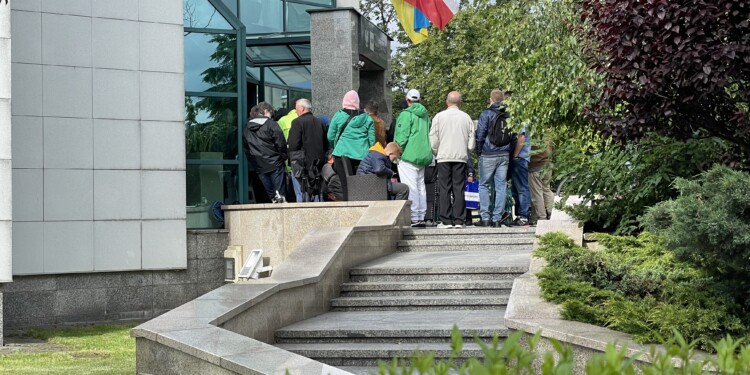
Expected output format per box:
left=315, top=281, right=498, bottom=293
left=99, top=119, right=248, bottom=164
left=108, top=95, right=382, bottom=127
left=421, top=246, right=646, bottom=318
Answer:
left=187, top=164, right=238, bottom=228
left=184, top=0, right=232, bottom=29
left=241, top=0, right=283, bottom=34
left=286, top=2, right=315, bottom=32
left=185, top=96, right=239, bottom=159
left=185, top=33, right=237, bottom=93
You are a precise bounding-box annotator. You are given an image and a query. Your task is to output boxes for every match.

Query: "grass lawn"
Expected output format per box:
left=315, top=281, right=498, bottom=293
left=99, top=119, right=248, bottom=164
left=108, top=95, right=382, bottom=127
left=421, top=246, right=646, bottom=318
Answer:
left=0, top=324, right=136, bottom=374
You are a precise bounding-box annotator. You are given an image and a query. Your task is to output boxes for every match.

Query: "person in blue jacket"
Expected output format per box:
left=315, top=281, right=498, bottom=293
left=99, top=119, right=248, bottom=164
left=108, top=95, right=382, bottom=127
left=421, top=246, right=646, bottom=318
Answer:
left=356, top=142, right=409, bottom=200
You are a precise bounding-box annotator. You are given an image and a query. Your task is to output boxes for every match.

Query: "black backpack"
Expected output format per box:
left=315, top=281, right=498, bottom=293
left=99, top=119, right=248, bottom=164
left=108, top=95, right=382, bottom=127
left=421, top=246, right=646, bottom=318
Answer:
left=487, top=109, right=513, bottom=147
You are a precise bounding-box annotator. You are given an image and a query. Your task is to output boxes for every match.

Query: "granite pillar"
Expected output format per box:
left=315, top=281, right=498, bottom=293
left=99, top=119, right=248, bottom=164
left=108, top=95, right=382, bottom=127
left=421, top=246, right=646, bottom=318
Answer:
left=310, top=8, right=360, bottom=119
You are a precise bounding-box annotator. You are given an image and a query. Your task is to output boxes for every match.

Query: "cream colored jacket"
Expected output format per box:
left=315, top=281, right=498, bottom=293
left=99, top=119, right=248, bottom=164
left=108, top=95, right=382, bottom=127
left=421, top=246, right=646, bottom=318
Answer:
left=429, top=105, right=475, bottom=163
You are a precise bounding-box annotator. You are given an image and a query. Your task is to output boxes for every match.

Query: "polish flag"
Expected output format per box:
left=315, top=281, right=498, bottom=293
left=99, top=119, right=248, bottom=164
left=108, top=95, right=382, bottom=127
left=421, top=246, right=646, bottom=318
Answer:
left=404, top=0, right=459, bottom=30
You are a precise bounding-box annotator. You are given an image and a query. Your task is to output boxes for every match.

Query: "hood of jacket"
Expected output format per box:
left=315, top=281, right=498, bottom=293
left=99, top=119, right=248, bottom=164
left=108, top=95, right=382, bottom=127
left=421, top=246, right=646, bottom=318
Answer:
left=404, top=102, right=428, bottom=119
left=369, top=142, right=386, bottom=155
left=248, top=116, right=269, bottom=131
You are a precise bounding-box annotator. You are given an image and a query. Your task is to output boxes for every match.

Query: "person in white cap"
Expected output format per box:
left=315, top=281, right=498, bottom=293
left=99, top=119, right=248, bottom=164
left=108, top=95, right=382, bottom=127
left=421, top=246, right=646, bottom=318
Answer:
left=394, top=89, right=432, bottom=227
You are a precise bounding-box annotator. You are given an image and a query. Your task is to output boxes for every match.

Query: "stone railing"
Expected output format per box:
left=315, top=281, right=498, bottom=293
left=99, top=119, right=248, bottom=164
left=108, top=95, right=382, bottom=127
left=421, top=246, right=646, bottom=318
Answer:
left=132, top=200, right=410, bottom=375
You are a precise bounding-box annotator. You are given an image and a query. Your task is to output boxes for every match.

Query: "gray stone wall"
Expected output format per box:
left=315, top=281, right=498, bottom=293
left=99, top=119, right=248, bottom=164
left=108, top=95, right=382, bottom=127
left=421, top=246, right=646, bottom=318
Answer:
left=0, top=231, right=227, bottom=329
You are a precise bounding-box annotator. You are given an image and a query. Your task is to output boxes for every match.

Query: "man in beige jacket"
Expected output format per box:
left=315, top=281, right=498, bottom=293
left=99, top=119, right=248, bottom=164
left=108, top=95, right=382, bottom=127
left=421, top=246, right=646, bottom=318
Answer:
left=429, top=91, right=476, bottom=228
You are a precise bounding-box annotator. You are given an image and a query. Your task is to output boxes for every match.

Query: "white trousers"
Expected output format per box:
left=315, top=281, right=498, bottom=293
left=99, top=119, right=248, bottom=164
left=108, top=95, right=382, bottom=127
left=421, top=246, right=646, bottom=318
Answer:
left=398, top=160, right=426, bottom=222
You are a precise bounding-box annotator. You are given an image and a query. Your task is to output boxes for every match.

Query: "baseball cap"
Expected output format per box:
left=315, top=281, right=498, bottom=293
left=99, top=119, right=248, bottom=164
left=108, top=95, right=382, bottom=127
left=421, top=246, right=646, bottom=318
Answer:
left=406, top=89, right=420, bottom=102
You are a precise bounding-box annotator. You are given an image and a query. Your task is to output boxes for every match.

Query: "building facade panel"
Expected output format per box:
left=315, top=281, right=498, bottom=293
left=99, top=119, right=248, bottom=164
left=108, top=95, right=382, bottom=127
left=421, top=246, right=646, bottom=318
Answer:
left=10, top=63, right=42, bottom=116
left=141, top=170, right=187, bottom=220
left=139, top=0, right=183, bottom=25
left=93, top=169, right=141, bottom=220
left=94, top=220, right=142, bottom=271
left=92, top=0, right=138, bottom=21
left=43, top=117, right=93, bottom=169
left=10, top=115, right=43, bottom=168
left=11, top=222, right=44, bottom=275
left=41, top=13, right=91, bottom=67
left=43, top=169, right=93, bottom=221
left=10, top=10, right=40, bottom=64
left=141, top=121, right=185, bottom=170
left=93, top=68, right=140, bottom=120
left=10, top=0, right=40, bottom=12
left=92, top=18, right=139, bottom=71
left=140, top=22, right=184, bottom=73
left=41, top=0, right=91, bottom=17
left=43, top=221, right=94, bottom=273
left=11, top=168, right=43, bottom=222
left=142, top=220, right=188, bottom=269
left=140, top=71, right=185, bottom=121
left=42, top=65, right=93, bottom=118
left=93, top=119, right=141, bottom=169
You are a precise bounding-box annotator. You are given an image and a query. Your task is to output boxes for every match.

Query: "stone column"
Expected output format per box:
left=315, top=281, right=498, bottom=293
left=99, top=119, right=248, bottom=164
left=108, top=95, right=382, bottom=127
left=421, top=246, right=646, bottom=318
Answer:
left=0, top=0, right=13, bottom=347
left=310, top=8, right=360, bottom=119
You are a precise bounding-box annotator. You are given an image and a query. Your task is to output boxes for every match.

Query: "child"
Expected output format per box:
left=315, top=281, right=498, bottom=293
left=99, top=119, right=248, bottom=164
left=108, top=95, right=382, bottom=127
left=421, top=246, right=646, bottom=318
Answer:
left=356, top=142, right=409, bottom=200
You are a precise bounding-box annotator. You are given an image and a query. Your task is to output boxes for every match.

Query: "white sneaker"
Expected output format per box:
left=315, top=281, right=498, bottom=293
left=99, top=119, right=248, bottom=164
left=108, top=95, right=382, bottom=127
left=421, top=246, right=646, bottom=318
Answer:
left=437, top=223, right=453, bottom=229
left=453, top=224, right=465, bottom=229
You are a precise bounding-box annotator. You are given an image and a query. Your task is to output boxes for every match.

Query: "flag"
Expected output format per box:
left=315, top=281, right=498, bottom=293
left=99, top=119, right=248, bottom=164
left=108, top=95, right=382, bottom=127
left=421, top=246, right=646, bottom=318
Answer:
left=405, top=0, right=459, bottom=30
left=392, top=0, right=429, bottom=44
left=413, top=8, right=430, bottom=31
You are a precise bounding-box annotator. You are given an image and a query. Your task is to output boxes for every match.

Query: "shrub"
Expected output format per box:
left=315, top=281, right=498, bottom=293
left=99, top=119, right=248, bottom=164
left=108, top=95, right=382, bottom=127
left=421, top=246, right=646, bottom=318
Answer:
left=534, top=232, right=746, bottom=350
left=377, top=325, right=750, bottom=374
left=642, top=165, right=750, bottom=310
left=554, top=134, right=728, bottom=234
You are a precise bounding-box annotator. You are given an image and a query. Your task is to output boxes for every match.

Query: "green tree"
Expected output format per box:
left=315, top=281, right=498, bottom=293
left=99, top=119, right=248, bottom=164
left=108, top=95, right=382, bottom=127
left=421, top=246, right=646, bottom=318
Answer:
left=395, top=0, right=596, bottom=137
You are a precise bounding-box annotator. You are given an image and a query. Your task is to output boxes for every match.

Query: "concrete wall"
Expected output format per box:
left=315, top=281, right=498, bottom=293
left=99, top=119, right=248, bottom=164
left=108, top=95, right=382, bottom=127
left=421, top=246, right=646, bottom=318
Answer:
left=9, top=0, right=186, bottom=276
left=1, top=231, right=227, bottom=328
left=223, top=202, right=369, bottom=267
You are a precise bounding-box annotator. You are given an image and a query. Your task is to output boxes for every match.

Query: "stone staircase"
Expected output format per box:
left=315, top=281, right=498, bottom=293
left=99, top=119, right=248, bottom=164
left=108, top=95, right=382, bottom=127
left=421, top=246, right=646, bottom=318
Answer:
left=274, top=227, right=535, bottom=372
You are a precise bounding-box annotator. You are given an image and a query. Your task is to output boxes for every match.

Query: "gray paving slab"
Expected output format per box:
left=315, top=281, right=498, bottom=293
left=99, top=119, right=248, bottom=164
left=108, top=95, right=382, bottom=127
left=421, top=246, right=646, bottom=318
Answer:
left=398, top=244, right=535, bottom=252
left=352, top=250, right=532, bottom=271
left=277, top=342, right=488, bottom=358
left=340, top=280, right=514, bottom=291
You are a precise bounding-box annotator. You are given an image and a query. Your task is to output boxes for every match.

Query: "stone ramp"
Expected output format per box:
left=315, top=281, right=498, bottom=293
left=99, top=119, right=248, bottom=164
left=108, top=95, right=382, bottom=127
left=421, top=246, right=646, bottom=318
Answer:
left=273, top=227, right=534, bottom=367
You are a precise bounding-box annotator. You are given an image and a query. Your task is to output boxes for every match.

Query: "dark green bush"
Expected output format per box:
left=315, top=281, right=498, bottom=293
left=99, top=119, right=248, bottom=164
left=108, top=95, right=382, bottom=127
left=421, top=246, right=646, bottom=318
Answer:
left=642, top=165, right=750, bottom=310
left=554, top=134, right=728, bottom=234
left=534, top=232, right=746, bottom=350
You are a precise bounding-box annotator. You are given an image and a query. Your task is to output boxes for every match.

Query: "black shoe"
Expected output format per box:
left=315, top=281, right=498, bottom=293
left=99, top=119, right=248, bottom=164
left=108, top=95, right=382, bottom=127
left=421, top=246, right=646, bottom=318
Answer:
left=410, top=220, right=426, bottom=228
left=491, top=221, right=505, bottom=228
left=475, top=220, right=491, bottom=227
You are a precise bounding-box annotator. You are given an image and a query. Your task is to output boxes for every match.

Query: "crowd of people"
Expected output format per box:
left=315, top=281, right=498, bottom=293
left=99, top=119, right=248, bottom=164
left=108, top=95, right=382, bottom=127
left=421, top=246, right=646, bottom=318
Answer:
left=241, top=88, right=554, bottom=228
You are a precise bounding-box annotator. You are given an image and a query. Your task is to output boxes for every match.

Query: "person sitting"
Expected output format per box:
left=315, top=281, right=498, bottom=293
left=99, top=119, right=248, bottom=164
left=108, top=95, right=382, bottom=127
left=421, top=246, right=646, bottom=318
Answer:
left=356, top=142, right=409, bottom=200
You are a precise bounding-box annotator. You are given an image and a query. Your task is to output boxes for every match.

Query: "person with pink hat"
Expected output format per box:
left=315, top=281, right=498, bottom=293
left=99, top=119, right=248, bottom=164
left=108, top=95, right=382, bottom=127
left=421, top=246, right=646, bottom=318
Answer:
left=327, top=90, right=376, bottom=200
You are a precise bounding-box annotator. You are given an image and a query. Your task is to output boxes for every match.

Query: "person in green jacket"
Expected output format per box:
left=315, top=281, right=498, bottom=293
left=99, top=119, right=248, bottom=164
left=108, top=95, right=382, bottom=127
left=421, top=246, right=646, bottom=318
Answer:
left=394, top=89, right=432, bottom=227
left=327, top=90, right=375, bottom=200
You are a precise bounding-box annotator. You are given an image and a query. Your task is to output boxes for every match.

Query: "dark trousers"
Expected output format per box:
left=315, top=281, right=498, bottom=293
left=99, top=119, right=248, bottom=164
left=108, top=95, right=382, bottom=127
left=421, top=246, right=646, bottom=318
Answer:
left=259, top=166, right=286, bottom=201
left=437, top=162, right=467, bottom=225
left=333, top=156, right=360, bottom=200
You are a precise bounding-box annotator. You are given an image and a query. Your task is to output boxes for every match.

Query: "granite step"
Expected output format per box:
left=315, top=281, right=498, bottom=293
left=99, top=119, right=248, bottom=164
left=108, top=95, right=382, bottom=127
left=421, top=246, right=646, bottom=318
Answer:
left=349, top=272, right=523, bottom=282
left=276, top=342, right=489, bottom=366
left=398, top=244, right=534, bottom=252
left=403, top=232, right=535, bottom=241
left=331, top=294, right=509, bottom=311
left=402, top=227, right=536, bottom=238
left=274, top=310, right=508, bottom=342
left=340, top=288, right=508, bottom=297
left=398, top=238, right=534, bottom=247
left=341, top=280, right=513, bottom=297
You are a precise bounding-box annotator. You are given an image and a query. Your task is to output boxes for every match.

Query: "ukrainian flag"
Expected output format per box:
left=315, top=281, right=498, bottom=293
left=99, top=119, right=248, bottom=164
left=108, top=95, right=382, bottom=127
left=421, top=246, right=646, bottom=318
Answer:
left=392, top=0, right=429, bottom=44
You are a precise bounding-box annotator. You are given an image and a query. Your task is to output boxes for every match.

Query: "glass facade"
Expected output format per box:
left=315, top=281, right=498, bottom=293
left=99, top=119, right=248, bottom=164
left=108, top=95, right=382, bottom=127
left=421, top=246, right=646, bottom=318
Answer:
left=184, top=0, right=334, bottom=228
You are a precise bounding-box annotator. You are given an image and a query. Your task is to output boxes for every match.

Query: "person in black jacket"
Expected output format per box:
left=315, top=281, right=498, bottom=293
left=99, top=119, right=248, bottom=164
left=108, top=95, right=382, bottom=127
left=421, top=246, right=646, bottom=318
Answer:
left=242, top=102, right=288, bottom=201
left=287, top=98, right=330, bottom=202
